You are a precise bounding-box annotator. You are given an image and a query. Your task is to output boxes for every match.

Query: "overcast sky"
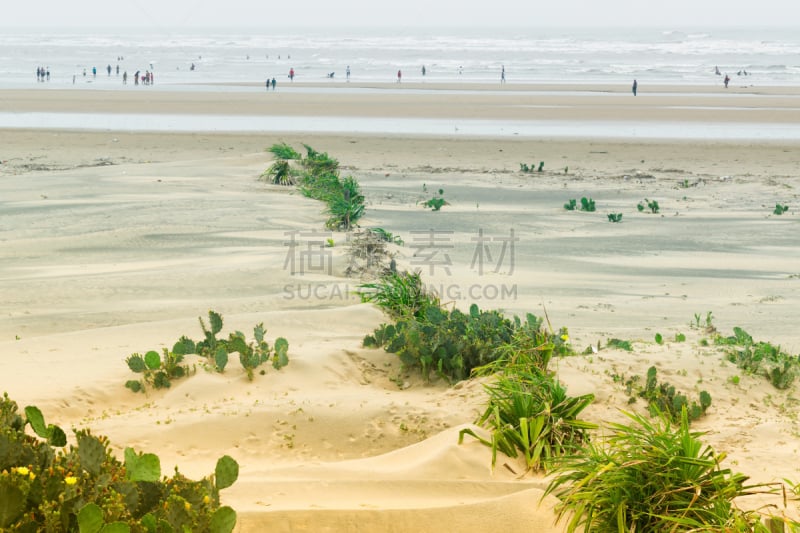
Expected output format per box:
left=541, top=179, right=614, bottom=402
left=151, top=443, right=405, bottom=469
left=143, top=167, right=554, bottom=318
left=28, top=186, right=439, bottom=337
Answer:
left=3, top=0, right=798, bottom=29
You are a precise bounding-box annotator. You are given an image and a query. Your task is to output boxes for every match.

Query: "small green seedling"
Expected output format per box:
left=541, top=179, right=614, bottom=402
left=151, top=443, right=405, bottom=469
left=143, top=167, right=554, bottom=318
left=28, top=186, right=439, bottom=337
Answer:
left=607, top=213, right=623, bottom=223
left=564, top=198, right=577, bottom=211
left=774, top=204, right=789, bottom=215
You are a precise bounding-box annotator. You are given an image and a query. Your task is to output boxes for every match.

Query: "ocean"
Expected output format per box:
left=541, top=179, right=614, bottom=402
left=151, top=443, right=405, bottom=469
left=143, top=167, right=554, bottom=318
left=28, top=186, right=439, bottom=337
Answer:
left=2, top=26, right=800, bottom=88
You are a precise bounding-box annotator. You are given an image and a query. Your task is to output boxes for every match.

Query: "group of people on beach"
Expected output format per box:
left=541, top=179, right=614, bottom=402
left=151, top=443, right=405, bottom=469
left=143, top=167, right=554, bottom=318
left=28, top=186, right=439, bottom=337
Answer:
left=35, top=66, right=50, bottom=82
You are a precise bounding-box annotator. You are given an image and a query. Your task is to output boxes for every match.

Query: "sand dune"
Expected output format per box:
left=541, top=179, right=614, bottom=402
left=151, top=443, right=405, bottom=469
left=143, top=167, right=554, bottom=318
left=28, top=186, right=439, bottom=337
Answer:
left=1, top=86, right=800, bottom=530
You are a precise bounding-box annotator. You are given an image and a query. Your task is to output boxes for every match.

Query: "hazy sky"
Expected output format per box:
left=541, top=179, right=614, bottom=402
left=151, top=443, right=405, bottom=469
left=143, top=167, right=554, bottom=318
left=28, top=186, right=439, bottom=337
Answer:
left=4, top=0, right=798, bottom=28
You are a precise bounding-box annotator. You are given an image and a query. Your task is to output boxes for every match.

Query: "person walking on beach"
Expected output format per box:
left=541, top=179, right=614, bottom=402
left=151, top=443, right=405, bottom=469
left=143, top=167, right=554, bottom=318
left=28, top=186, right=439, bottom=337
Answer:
left=122, top=71, right=127, bottom=84
left=397, top=69, right=402, bottom=83
left=92, top=66, right=96, bottom=78
left=724, top=74, right=730, bottom=88
left=632, top=79, right=638, bottom=96
left=501, top=65, right=506, bottom=84
left=422, top=65, right=426, bottom=76
left=289, top=68, right=295, bottom=82
left=271, top=77, right=276, bottom=90
left=346, top=65, right=350, bottom=81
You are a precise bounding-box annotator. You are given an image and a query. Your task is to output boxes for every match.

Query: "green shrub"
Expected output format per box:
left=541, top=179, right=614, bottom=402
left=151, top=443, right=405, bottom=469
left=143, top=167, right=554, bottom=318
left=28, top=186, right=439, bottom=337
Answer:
left=774, top=204, right=789, bottom=215
left=580, top=197, right=595, bottom=212
left=0, top=393, right=238, bottom=532
left=422, top=188, right=448, bottom=211
left=459, top=368, right=595, bottom=472
left=607, top=213, right=623, bottom=223
left=545, top=409, right=781, bottom=532
left=564, top=198, right=577, bottom=211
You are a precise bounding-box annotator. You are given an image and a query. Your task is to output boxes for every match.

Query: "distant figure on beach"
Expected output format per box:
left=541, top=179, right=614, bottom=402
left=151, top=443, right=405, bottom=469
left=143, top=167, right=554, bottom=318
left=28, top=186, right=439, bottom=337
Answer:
left=397, top=69, right=402, bottom=83
left=92, top=66, right=96, bottom=78
left=346, top=65, right=350, bottom=81
left=458, top=65, right=463, bottom=75
left=271, top=77, right=276, bottom=90
left=73, top=74, right=75, bottom=84
left=134, top=70, right=140, bottom=85
left=724, top=74, right=730, bottom=88
left=422, top=65, right=426, bottom=76
left=83, top=68, right=86, bottom=77
left=266, top=78, right=270, bottom=91
left=190, top=63, right=195, bottom=71
left=106, top=64, right=111, bottom=76
left=715, top=65, right=720, bottom=75
left=501, top=65, right=506, bottom=84
left=46, top=68, right=50, bottom=81
left=123, top=71, right=127, bottom=84
left=289, top=68, right=295, bottom=81
left=632, top=79, right=638, bottom=96
left=116, top=64, right=119, bottom=75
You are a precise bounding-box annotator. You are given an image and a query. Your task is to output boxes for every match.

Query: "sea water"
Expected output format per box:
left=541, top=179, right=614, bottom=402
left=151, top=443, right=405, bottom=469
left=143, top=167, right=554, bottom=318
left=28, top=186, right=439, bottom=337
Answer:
left=2, top=26, right=799, bottom=88
left=2, top=26, right=799, bottom=139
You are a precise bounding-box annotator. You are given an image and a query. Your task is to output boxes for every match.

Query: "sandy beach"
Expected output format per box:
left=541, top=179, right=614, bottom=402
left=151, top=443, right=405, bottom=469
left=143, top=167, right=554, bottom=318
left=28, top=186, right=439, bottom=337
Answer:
left=1, top=85, right=799, bottom=531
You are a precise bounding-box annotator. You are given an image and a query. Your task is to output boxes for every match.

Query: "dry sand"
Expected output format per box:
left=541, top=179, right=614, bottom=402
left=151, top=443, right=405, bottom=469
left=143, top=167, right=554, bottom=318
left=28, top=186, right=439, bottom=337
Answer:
left=1, top=86, right=800, bottom=530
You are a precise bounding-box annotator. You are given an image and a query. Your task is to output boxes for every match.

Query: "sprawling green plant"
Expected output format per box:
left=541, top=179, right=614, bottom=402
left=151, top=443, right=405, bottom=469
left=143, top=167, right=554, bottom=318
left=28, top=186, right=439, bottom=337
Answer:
left=422, top=188, right=448, bottom=211
left=580, top=197, right=596, bottom=212
left=459, top=368, right=595, bottom=472
left=637, top=198, right=660, bottom=213
left=545, top=409, right=784, bottom=532
left=716, top=326, right=798, bottom=389
left=607, top=213, right=623, bottom=223
left=368, top=227, right=404, bottom=245
left=632, top=366, right=712, bottom=423
left=126, top=310, right=289, bottom=391
left=125, top=348, right=194, bottom=392
left=0, top=393, right=238, bottom=532
left=363, top=298, right=572, bottom=383
left=774, top=204, right=789, bottom=215
left=564, top=198, right=577, bottom=211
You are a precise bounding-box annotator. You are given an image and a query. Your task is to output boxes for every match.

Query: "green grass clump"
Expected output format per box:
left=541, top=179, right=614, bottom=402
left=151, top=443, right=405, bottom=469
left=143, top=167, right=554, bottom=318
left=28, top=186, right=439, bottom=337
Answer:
left=459, top=367, right=595, bottom=472
left=267, top=142, right=301, bottom=160
left=358, top=270, right=439, bottom=319
left=0, top=393, right=238, bottom=532
left=545, top=409, right=783, bottom=532
left=637, top=198, right=660, bottom=213
left=580, top=197, right=596, bottom=212
left=260, top=159, right=297, bottom=185
left=773, top=204, right=789, bottom=215
left=607, top=213, right=623, bottom=223
left=564, top=198, right=577, bottom=211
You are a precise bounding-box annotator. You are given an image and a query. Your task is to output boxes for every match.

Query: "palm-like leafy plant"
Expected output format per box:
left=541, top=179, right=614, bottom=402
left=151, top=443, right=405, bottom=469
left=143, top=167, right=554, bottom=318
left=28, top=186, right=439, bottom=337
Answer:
left=545, top=409, right=785, bottom=532
left=459, top=368, right=595, bottom=472
left=267, top=142, right=301, bottom=160
left=261, top=159, right=296, bottom=185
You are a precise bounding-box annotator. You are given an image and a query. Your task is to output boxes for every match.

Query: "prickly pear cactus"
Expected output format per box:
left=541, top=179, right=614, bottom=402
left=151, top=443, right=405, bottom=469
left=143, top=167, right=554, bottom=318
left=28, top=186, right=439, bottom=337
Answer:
left=209, top=310, right=223, bottom=336
left=164, top=494, right=194, bottom=532
left=78, top=432, right=107, bottom=477
left=214, top=455, right=239, bottom=491
left=0, top=479, right=25, bottom=528
left=273, top=338, right=289, bottom=370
